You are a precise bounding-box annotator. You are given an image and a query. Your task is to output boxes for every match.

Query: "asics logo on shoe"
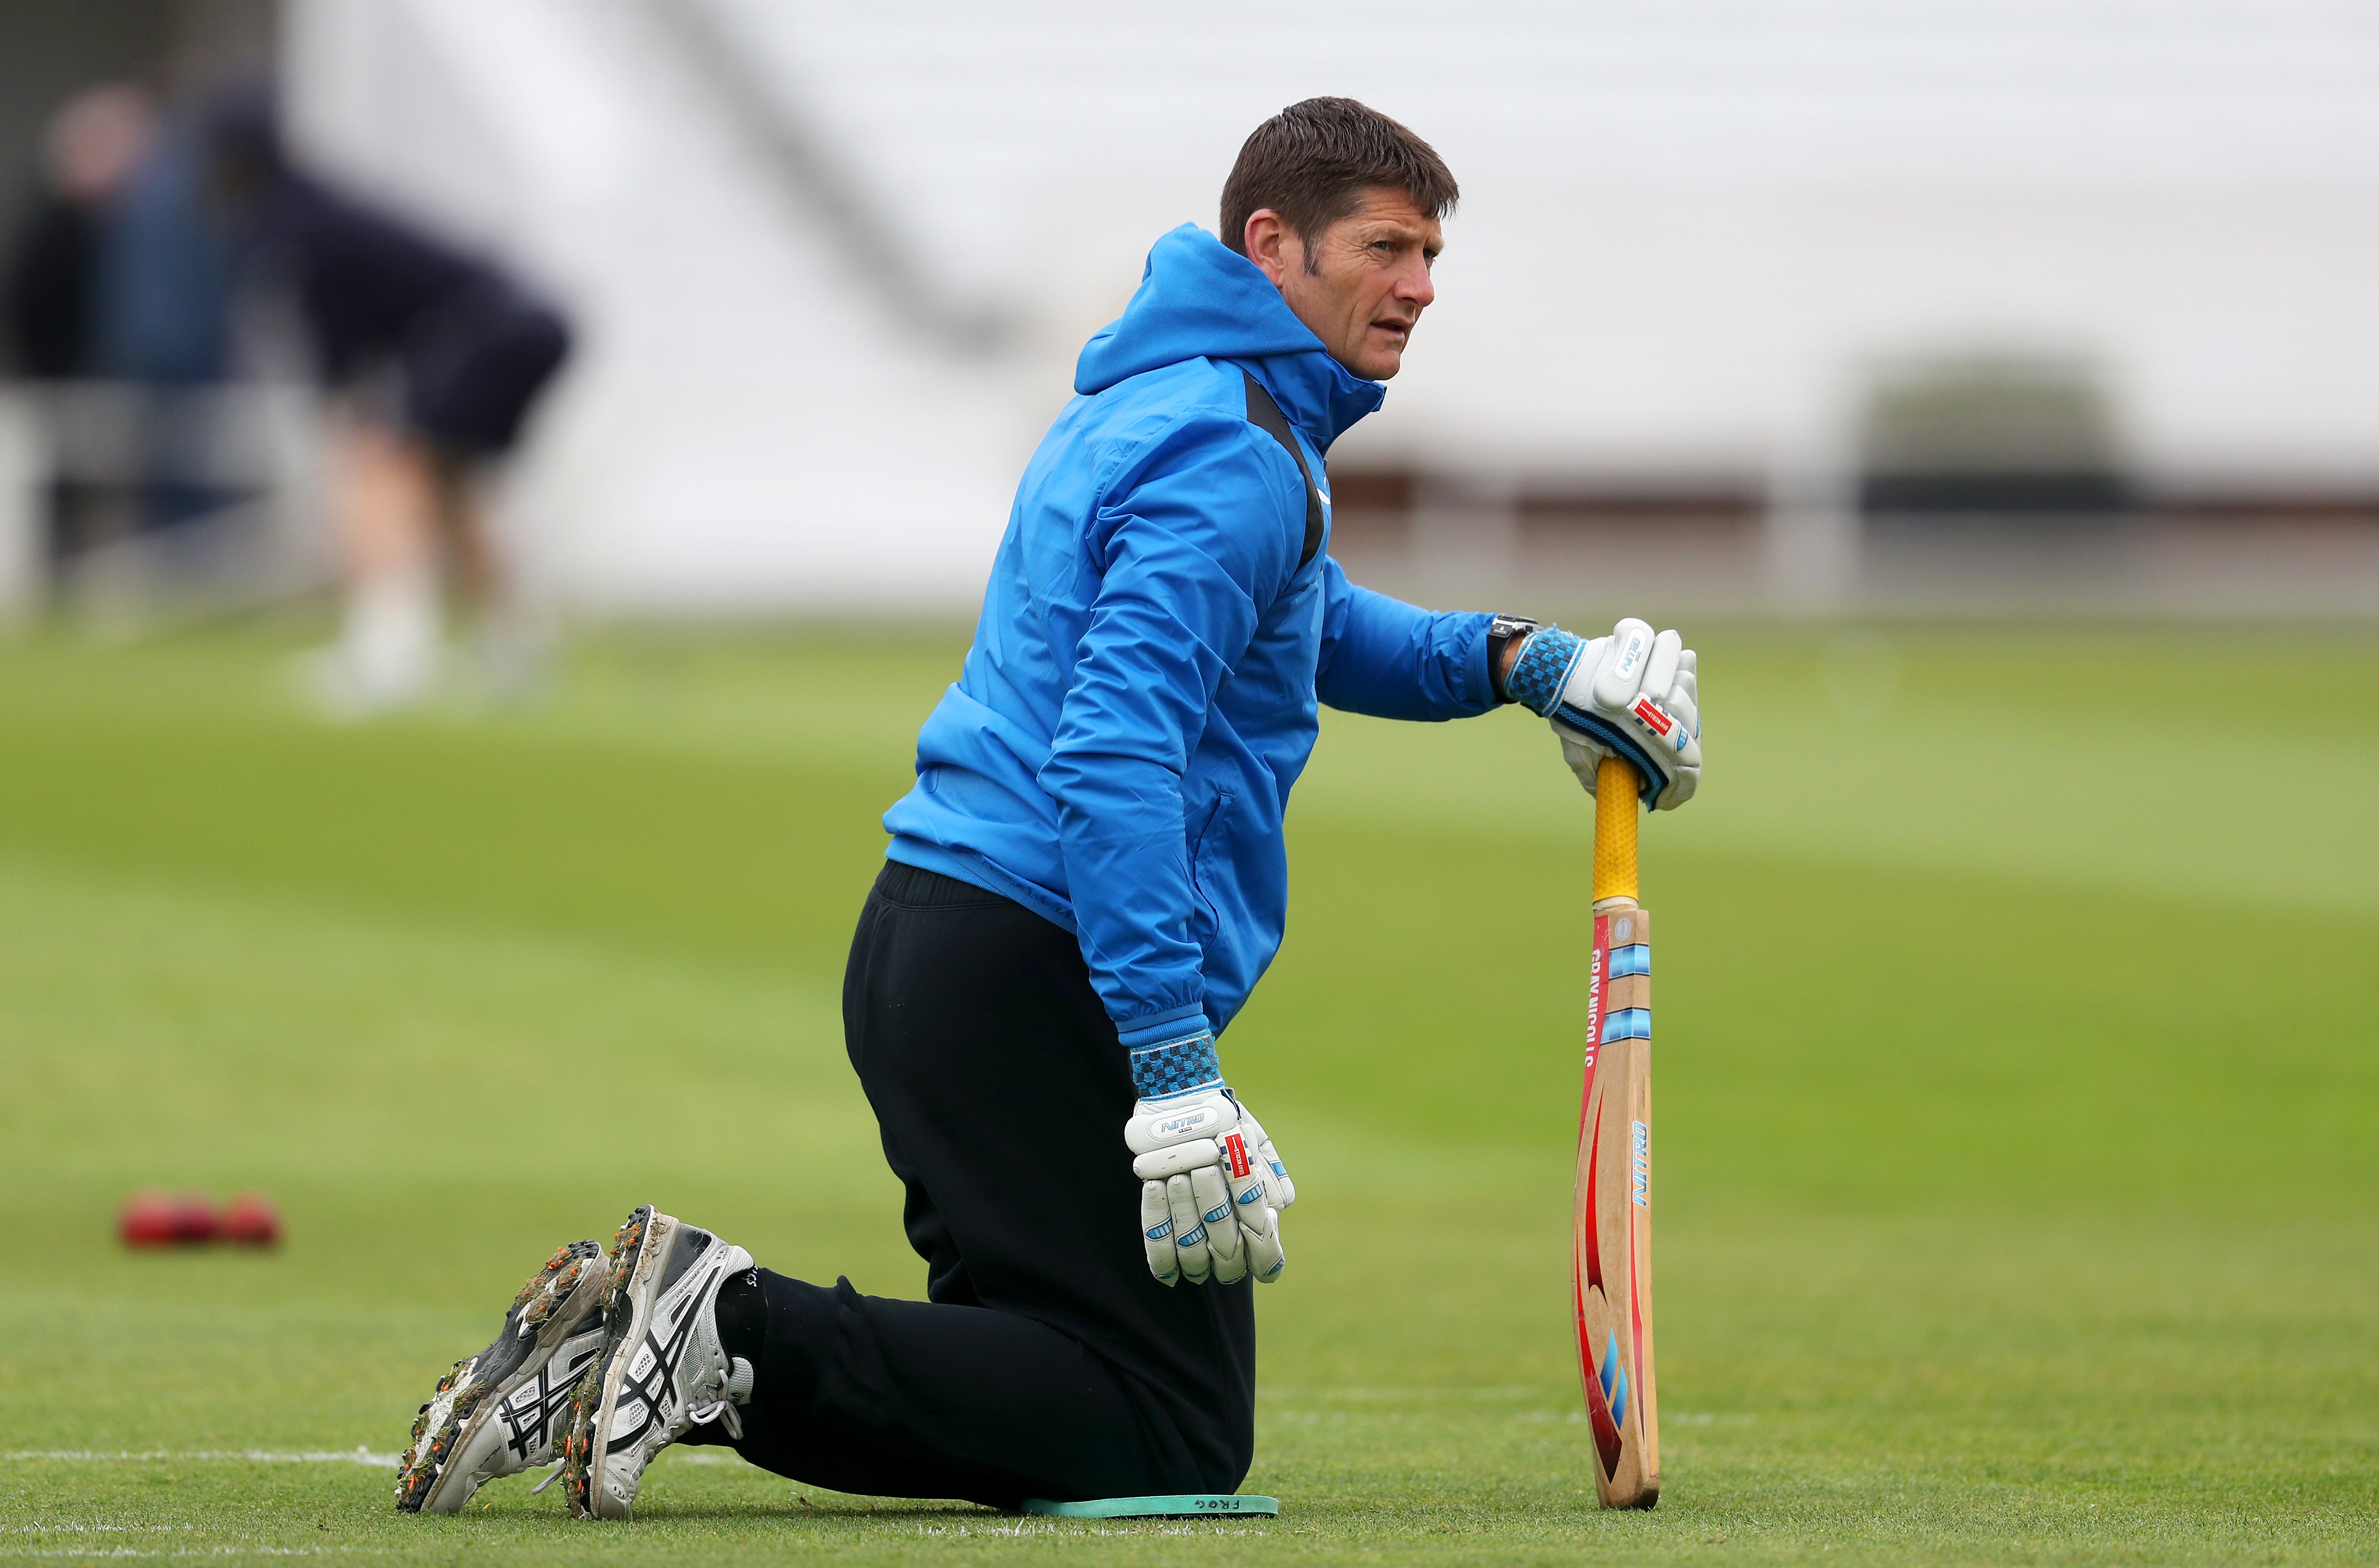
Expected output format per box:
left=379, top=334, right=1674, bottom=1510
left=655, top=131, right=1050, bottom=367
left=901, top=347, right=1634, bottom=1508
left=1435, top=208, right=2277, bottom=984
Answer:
left=499, top=1334, right=601, bottom=1460
left=605, top=1264, right=718, bottom=1450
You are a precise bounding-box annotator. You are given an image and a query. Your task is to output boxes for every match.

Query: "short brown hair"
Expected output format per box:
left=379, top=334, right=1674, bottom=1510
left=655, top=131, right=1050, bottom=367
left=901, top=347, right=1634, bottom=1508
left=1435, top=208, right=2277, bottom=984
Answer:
left=1219, top=97, right=1458, bottom=264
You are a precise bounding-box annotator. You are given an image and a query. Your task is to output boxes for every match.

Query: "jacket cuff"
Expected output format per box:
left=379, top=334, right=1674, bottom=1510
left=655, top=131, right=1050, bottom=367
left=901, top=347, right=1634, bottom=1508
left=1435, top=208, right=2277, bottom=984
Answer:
left=1462, top=611, right=1499, bottom=711
left=1117, top=1004, right=1212, bottom=1049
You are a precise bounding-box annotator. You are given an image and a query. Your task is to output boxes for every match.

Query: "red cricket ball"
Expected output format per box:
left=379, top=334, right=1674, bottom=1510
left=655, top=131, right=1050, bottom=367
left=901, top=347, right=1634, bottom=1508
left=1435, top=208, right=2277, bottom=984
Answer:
left=220, top=1192, right=283, bottom=1248
left=170, top=1192, right=222, bottom=1244
left=118, top=1190, right=177, bottom=1248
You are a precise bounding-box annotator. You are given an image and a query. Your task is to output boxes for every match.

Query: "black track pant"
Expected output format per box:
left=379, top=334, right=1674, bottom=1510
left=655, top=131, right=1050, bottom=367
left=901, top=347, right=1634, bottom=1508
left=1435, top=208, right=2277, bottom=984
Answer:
left=699, top=861, right=1256, bottom=1506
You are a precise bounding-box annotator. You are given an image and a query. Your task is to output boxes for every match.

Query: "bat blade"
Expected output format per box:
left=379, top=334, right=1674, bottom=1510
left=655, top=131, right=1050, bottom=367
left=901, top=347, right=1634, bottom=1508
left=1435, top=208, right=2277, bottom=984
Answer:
left=1576, top=903, right=1658, bottom=1507
left=1576, top=759, right=1659, bottom=1508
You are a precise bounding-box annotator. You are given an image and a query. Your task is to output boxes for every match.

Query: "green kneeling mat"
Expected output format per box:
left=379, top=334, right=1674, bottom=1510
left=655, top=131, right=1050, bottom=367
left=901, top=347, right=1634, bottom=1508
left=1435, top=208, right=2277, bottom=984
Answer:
left=1020, top=1495, right=1279, bottom=1520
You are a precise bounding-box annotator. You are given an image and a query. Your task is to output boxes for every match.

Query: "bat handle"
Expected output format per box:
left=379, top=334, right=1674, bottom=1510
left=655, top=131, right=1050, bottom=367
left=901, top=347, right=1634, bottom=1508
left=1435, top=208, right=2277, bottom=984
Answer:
left=1591, top=755, right=1640, bottom=910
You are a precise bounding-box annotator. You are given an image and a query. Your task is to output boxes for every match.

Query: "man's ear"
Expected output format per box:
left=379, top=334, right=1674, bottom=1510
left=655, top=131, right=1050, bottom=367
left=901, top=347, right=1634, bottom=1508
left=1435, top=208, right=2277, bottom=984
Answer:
left=1241, top=209, right=1300, bottom=289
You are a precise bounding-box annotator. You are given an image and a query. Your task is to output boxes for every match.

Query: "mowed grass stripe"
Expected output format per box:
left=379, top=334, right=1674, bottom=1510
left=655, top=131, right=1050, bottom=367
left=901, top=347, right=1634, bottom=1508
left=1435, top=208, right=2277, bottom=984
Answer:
left=1297, top=624, right=2379, bottom=917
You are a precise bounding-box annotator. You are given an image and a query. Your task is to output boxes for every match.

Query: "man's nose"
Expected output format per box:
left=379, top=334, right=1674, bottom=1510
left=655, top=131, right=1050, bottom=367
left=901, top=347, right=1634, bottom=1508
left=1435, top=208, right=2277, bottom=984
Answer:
left=1395, top=260, right=1435, bottom=310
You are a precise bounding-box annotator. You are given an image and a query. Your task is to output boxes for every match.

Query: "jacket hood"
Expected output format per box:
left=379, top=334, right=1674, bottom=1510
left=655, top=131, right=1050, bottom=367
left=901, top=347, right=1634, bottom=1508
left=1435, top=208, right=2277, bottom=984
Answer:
left=1074, top=224, right=1385, bottom=452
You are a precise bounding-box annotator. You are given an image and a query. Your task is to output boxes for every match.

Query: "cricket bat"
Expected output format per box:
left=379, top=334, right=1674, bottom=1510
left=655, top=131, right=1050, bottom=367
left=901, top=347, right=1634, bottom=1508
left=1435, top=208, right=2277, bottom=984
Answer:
left=1575, top=753, right=1659, bottom=1508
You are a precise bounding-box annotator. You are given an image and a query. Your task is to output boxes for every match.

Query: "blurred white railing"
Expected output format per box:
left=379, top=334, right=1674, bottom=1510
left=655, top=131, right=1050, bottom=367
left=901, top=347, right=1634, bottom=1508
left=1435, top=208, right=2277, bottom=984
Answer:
left=0, top=379, right=332, bottom=625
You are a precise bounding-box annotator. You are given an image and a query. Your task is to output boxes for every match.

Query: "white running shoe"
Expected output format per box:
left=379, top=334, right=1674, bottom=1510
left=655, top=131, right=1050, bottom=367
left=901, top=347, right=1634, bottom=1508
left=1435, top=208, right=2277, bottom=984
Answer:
left=561, top=1206, right=755, bottom=1520
left=302, top=569, right=444, bottom=720
left=396, top=1240, right=609, bottom=1513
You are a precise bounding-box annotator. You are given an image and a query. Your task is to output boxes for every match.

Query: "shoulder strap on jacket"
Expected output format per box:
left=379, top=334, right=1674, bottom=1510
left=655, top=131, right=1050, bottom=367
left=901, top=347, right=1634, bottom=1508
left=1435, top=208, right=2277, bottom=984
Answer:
left=1242, top=372, right=1325, bottom=567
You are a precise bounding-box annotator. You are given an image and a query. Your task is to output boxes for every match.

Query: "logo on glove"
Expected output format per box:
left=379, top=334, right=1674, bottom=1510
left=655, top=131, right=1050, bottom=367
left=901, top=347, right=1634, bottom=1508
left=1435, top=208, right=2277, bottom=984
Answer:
left=1156, top=1106, right=1220, bottom=1140
left=1223, top=1133, right=1253, bottom=1179
left=1631, top=696, right=1674, bottom=738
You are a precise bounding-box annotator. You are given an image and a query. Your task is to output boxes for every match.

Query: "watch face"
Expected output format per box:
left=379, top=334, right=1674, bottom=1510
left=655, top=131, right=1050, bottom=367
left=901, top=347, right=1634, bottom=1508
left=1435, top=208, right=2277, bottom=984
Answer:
left=1488, top=617, right=1539, bottom=703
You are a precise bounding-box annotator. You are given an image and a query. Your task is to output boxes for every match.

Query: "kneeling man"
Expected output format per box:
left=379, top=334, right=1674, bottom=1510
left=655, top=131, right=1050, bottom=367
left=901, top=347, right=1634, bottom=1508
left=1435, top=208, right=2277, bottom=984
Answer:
left=393, top=95, right=1702, bottom=1519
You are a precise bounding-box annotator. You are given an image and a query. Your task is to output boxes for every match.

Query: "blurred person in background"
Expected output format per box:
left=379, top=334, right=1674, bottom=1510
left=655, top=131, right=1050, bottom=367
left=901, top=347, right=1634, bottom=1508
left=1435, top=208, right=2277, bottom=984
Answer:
left=204, top=91, right=571, bottom=714
left=389, top=98, right=1703, bottom=1521
left=10, top=80, right=258, bottom=556
left=3, top=83, right=160, bottom=560
left=4, top=84, right=156, bottom=381
left=95, top=85, right=247, bottom=541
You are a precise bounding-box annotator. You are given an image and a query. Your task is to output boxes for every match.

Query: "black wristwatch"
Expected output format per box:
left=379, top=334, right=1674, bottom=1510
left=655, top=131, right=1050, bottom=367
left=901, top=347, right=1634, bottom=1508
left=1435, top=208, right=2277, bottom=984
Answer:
left=1486, top=615, right=1540, bottom=703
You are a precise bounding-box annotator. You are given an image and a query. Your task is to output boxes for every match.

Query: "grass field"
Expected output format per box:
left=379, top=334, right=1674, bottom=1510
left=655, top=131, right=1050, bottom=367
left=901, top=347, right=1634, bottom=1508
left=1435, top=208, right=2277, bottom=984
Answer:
left=1, top=617, right=2373, bottom=1564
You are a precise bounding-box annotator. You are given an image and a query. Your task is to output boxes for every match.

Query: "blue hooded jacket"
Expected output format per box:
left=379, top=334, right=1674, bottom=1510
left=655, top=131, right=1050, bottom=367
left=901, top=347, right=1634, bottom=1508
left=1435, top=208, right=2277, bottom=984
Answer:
left=884, top=225, right=1496, bottom=1049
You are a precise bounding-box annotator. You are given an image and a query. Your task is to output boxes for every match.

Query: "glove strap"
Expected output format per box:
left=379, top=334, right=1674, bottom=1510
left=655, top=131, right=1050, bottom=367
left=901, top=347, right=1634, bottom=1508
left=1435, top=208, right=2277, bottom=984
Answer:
left=1503, top=625, right=1586, bottom=717
left=1129, top=1027, right=1222, bottom=1101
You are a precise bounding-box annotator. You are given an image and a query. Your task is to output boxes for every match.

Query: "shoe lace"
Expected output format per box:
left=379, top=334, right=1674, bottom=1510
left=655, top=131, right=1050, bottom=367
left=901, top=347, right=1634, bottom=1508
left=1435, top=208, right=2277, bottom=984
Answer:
left=684, top=1355, right=755, bottom=1442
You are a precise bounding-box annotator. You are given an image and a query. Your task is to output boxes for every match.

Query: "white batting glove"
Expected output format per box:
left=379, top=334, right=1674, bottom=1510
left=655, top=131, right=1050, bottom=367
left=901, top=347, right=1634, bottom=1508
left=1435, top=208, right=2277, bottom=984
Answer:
left=1503, top=617, right=1701, bottom=810
left=1120, top=1023, right=1294, bottom=1287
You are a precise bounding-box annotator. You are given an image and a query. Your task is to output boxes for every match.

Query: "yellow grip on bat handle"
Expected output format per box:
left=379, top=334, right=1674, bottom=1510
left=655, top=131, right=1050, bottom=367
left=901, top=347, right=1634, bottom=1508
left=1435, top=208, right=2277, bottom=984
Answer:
left=1591, top=755, right=1640, bottom=909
